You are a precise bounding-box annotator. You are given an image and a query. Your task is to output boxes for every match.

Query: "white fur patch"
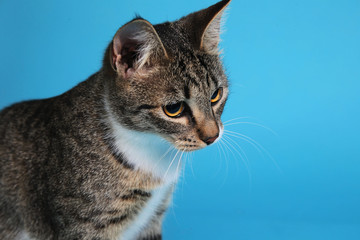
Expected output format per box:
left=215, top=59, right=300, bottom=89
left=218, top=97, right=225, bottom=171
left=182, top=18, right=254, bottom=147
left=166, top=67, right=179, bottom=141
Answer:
left=120, top=184, right=172, bottom=240
left=104, top=99, right=183, bottom=183
left=16, top=231, right=32, bottom=240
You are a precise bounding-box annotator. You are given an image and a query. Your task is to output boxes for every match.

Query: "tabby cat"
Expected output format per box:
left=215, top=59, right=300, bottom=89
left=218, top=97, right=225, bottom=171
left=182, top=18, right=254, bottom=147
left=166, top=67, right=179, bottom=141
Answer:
left=0, top=0, right=231, bottom=239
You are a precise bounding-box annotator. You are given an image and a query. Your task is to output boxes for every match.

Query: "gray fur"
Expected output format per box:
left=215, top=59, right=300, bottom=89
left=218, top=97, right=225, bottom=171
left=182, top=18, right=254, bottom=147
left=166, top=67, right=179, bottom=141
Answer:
left=0, top=0, right=231, bottom=239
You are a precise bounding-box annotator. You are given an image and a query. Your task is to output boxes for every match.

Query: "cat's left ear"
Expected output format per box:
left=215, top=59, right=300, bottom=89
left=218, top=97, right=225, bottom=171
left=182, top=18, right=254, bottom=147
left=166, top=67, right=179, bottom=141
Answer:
left=110, top=19, right=168, bottom=78
left=179, top=0, right=231, bottom=54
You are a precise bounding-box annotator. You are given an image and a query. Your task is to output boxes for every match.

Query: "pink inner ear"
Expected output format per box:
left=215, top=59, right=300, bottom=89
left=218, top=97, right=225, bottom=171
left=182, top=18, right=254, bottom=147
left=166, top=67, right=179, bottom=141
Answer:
left=111, top=19, right=168, bottom=78
left=112, top=38, right=133, bottom=78
left=112, top=29, right=142, bottom=79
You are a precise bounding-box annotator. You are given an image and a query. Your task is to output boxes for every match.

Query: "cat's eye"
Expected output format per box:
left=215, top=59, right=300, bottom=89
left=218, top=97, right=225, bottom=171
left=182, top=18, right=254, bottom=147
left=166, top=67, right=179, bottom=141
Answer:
left=211, top=88, right=222, bottom=105
left=163, top=102, right=185, bottom=118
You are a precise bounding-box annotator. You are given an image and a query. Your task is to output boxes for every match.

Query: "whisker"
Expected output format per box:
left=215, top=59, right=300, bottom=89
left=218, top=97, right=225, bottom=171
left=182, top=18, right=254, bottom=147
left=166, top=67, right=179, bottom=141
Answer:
left=217, top=137, right=231, bottom=188
left=181, top=151, right=188, bottom=182
left=221, top=136, right=240, bottom=167
left=224, top=130, right=263, bottom=154
left=152, top=144, right=176, bottom=172
left=223, top=116, right=252, bottom=124
left=189, top=151, right=196, bottom=178
left=224, top=135, right=250, bottom=168
left=222, top=135, right=253, bottom=186
left=176, top=148, right=185, bottom=177
left=214, top=137, right=228, bottom=177
left=224, top=121, right=278, bottom=136
left=163, top=149, right=181, bottom=179
left=160, top=145, right=175, bottom=160
left=222, top=135, right=250, bottom=171
left=224, top=130, right=282, bottom=173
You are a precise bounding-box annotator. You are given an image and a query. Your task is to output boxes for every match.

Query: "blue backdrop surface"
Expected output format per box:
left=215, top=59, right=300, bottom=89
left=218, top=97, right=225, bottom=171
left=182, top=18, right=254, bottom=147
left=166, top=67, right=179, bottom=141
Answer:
left=1, top=0, right=360, bottom=239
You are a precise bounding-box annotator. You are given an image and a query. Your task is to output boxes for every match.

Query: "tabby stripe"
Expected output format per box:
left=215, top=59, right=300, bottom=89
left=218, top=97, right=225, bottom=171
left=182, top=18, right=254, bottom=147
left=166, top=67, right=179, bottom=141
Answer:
left=187, top=106, right=197, bottom=126
left=74, top=208, right=123, bottom=221
left=178, top=59, right=200, bottom=87
left=121, top=189, right=152, bottom=200
left=137, top=104, right=158, bottom=111
left=103, top=136, right=134, bottom=169
left=94, top=214, right=128, bottom=229
left=184, top=85, right=190, bottom=99
left=209, top=74, right=219, bottom=88
left=205, top=72, right=211, bottom=87
left=138, top=234, right=162, bottom=240
left=198, top=57, right=219, bottom=87
left=107, top=215, right=128, bottom=225
left=155, top=206, right=167, bottom=217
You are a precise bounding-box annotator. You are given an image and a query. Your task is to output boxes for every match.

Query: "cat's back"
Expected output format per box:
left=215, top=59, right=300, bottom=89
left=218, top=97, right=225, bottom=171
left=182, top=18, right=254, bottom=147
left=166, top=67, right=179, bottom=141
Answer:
left=0, top=96, right=64, bottom=165
left=0, top=98, right=58, bottom=238
left=0, top=78, right=105, bottom=238
left=1, top=98, right=54, bottom=139
left=0, top=98, right=53, bottom=166
left=0, top=75, right=101, bottom=153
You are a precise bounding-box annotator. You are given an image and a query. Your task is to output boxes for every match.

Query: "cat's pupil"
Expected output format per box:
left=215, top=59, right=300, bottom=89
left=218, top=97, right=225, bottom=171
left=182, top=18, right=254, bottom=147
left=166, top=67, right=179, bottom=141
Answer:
left=211, top=89, right=219, bottom=100
left=166, top=103, right=181, bottom=113
left=163, top=102, right=184, bottom=117
left=211, top=88, right=223, bottom=105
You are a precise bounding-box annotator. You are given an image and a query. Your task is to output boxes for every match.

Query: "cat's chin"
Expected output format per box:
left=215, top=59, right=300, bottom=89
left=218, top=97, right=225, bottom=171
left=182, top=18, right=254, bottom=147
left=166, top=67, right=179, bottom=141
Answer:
left=174, top=145, right=206, bottom=152
left=161, top=136, right=207, bottom=152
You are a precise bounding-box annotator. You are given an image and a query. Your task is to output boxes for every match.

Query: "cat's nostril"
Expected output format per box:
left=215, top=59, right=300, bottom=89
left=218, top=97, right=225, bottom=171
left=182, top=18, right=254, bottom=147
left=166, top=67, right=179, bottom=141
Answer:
left=203, top=134, right=219, bottom=145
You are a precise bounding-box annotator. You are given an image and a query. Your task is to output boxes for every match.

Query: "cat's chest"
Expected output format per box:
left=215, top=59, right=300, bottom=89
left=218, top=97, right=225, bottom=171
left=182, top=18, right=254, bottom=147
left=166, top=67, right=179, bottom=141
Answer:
left=119, top=183, right=171, bottom=240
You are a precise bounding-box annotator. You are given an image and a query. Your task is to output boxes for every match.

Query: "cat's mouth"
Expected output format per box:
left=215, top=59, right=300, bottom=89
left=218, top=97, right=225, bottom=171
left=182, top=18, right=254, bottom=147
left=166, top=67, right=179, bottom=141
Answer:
left=167, top=124, right=224, bottom=152
left=175, top=144, right=205, bottom=152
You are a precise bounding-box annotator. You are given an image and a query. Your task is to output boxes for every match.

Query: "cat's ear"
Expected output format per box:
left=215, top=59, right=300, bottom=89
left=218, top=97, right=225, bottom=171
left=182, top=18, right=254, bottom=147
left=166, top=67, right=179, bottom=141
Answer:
left=110, top=19, right=168, bottom=78
left=179, top=0, right=231, bottom=54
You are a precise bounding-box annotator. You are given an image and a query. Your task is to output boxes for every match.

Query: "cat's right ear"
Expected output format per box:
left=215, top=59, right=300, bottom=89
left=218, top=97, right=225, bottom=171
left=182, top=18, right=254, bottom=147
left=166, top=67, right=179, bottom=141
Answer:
left=110, top=19, right=168, bottom=79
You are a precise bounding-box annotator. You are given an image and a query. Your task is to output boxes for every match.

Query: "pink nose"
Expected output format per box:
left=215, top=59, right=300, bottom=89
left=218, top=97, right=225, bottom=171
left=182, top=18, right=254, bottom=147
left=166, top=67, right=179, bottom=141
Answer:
left=203, top=134, right=219, bottom=145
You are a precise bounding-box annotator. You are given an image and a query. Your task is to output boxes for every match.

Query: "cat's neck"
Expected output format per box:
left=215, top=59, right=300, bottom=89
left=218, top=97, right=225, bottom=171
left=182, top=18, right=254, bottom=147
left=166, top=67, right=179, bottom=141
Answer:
left=103, top=94, right=182, bottom=184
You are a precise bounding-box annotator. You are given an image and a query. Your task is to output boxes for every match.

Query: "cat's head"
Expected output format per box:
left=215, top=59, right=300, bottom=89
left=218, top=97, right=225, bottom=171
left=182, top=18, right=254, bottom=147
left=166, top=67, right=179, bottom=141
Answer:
left=103, top=0, right=231, bottom=152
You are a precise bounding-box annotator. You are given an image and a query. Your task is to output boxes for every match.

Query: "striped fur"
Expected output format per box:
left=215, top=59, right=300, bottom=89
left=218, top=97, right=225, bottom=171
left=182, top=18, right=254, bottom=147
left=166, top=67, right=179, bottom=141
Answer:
left=0, top=1, right=231, bottom=239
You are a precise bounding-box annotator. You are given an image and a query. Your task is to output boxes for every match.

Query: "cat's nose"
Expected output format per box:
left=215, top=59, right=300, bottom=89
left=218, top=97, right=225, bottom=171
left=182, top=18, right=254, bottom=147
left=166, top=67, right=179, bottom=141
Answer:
left=203, top=134, right=219, bottom=145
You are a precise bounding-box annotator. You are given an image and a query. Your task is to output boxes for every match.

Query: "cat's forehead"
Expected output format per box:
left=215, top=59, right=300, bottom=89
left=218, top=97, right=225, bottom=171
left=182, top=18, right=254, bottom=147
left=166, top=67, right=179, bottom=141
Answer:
left=170, top=53, right=227, bottom=88
left=153, top=60, right=225, bottom=105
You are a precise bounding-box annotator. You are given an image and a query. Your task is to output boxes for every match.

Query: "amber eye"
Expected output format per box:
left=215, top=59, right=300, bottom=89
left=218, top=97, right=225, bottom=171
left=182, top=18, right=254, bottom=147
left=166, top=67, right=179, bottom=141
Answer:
left=211, top=88, right=222, bottom=105
left=163, top=102, right=185, bottom=117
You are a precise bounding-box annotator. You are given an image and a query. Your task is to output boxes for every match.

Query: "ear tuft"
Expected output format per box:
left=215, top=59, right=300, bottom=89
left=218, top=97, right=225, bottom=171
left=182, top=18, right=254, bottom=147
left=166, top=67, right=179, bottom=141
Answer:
left=201, top=4, right=229, bottom=54
left=111, top=19, right=168, bottom=78
left=178, top=0, right=231, bottom=55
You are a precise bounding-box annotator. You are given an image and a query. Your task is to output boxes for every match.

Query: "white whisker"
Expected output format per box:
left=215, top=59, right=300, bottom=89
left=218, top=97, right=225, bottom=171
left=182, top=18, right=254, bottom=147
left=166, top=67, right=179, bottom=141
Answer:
left=222, top=135, right=253, bottom=186
left=222, top=135, right=250, bottom=171
left=181, top=151, right=188, bottom=182
left=215, top=137, right=228, bottom=177
left=163, top=149, right=181, bottom=180
left=224, top=130, right=282, bottom=173
left=223, top=116, right=252, bottom=124
left=189, top=151, right=196, bottom=178
left=176, top=148, right=185, bottom=177
left=217, top=137, right=231, bottom=188
left=224, top=121, right=278, bottom=136
left=152, top=145, right=175, bottom=172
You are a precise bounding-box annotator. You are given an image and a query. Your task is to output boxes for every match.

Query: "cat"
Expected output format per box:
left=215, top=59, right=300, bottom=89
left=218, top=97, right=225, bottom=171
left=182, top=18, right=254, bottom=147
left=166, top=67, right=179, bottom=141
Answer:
left=0, top=0, right=231, bottom=239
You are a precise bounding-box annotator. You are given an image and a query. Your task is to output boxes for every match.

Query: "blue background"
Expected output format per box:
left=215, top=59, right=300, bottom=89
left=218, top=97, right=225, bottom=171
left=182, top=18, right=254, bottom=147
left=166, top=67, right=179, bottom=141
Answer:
left=1, top=0, right=359, bottom=239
